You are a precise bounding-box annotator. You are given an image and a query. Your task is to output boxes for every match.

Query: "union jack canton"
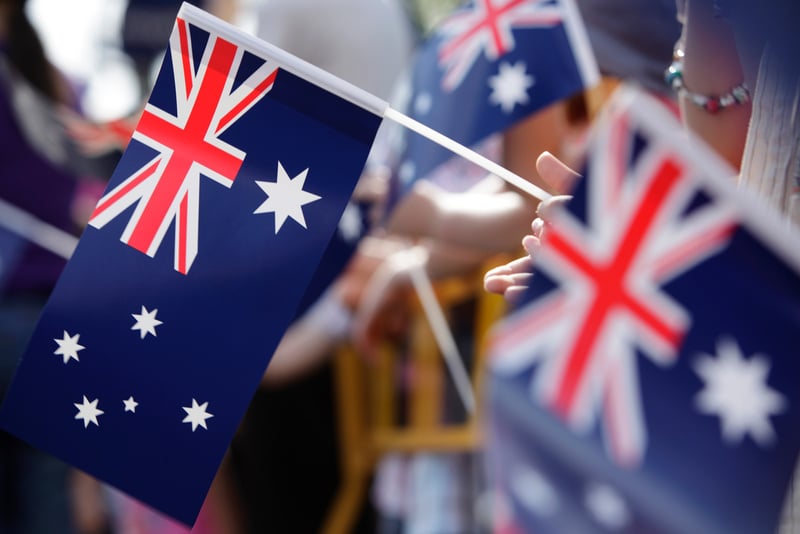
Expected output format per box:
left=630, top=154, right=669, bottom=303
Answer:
left=487, top=86, right=800, bottom=534
left=88, top=15, right=277, bottom=274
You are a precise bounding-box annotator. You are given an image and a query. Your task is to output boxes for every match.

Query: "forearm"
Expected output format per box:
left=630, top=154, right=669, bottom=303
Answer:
left=678, top=0, right=751, bottom=170
left=419, top=238, right=506, bottom=279
left=387, top=182, right=534, bottom=253
left=261, top=288, right=350, bottom=387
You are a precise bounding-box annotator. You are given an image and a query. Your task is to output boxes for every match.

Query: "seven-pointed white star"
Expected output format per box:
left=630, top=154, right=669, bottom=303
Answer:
left=54, top=331, right=85, bottom=364
left=123, top=396, right=139, bottom=413
left=488, top=61, right=534, bottom=113
left=693, top=337, right=786, bottom=447
left=338, top=202, right=362, bottom=243
left=74, top=396, right=104, bottom=428
left=131, top=306, right=163, bottom=339
left=254, top=162, right=321, bottom=233
left=182, top=398, right=214, bottom=431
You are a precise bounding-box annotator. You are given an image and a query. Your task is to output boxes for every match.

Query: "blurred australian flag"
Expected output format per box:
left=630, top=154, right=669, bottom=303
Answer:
left=485, top=86, right=800, bottom=534
left=388, top=0, right=598, bottom=202
left=0, top=3, right=383, bottom=527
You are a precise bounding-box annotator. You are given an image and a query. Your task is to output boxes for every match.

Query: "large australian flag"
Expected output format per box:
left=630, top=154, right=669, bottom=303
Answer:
left=389, top=0, right=598, bottom=202
left=0, top=3, right=384, bottom=526
left=485, top=86, right=800, bottom=533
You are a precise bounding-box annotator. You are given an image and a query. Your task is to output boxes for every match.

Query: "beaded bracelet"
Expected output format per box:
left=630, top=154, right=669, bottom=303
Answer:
left=665, top=48, right=751, bottom=114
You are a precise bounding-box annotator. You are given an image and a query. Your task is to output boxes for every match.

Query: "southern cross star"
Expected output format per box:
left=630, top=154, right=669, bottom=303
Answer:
left=54, top=331, right=85, bottom=364
left=131, top=305, right=162, bottom=339
left=74, top=396, right=104, bottom=428
left=254, top=162, right=321, bottom=233
left=182, top=398, right=214, bottom=432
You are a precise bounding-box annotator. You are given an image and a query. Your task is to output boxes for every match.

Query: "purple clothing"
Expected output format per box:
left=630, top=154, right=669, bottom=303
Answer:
left=0, top=78, right=78, bottom=295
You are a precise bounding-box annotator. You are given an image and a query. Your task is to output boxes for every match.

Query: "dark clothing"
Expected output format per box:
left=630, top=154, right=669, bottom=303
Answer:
left=0, top=67, right=78, bottom=295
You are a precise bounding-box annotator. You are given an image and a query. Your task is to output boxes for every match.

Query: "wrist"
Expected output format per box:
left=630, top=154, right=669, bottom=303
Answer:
left=665, top=46, right=751, bottom=114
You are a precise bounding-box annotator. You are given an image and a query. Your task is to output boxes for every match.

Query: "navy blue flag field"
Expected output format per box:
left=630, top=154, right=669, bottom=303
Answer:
left=0, top=3, right=383, bottom=526
left=485, top=86, right=800, bottom=534
left=389, top=0, right=598, bottom=202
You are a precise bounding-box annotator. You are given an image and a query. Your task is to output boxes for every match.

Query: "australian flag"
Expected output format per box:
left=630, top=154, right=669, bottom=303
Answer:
left=0, top=3, right=383, bottom=526
left=485, top=86, right=800, bottom=534
left=388, top=0, right=598, bottom=201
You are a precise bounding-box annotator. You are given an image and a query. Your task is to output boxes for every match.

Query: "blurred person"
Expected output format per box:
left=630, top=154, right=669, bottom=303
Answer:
left=670, top=0, right=752, bottom=170
left=0, top=0, right=112, bottom=532
left=674, top=0, right=799, bottom=225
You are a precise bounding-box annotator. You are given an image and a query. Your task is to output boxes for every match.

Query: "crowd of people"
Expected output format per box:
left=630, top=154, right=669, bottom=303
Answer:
left=1, top=0, right=798, bottom=532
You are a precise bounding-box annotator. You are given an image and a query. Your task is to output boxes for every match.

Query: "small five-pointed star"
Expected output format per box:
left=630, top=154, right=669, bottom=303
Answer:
left=254, top=161, right=321, bottom=233
left=123, top=396, right=139, bottom=413
left=74, top=396, right=104, bottom=428
left=693, top=337, right=786, bottom=446
left=54, top=331, right=85, bottom=364
left=182, top=398, right=214, bottom=431
left=131, top=305, right=163, bottom=339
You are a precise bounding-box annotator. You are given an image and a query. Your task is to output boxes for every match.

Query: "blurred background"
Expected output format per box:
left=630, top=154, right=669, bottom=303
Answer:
left=26, top=0, right=459, bottom=123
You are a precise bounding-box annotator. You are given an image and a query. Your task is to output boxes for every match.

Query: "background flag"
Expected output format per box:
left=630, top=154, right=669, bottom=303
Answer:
left=0, top=3, right=383, bottom=526
left=388, top=0, right=598, bottom=202
left=486, top=85, right=800, bottom=534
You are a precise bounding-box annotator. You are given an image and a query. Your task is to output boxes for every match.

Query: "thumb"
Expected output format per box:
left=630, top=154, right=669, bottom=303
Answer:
left=535, top=151, right=581, bottom=195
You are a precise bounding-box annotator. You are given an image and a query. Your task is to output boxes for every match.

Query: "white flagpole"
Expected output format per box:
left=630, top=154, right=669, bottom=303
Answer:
left=383, top=107, right=552, bottom=202
left=0, top=198, right=78, bottom=260
left=408, top=261, right=477, bottom=416
left=356, top=241, right=477, bottom=415
left=392, top=247, right=477, bottom=415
